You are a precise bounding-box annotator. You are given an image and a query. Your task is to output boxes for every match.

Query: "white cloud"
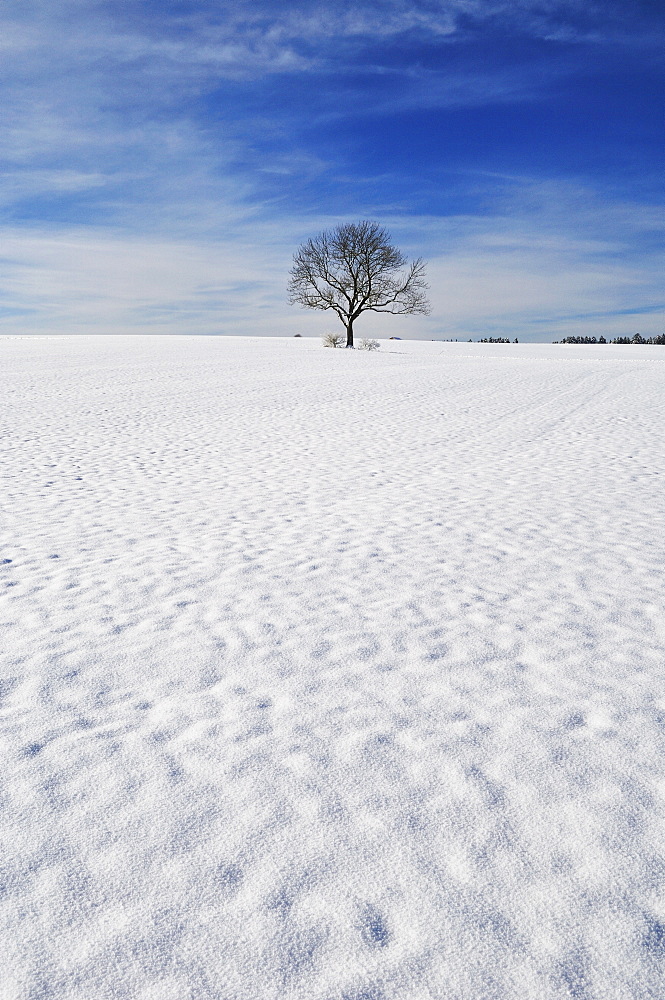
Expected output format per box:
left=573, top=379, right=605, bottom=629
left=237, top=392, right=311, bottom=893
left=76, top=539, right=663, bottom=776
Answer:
left=0, top=3, right=661, bottom=342
left=0, top=228, right=292, bottom=336
left=423, top=249, right=663, bottom=340
left=1, top=181, right=661, bottom=341
left=406, top=180, right=665, bottom=340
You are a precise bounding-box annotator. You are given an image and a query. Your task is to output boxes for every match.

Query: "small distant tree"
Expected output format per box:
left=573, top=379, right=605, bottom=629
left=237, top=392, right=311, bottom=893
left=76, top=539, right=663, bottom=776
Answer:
left=288, top=220, right=430, bottom=348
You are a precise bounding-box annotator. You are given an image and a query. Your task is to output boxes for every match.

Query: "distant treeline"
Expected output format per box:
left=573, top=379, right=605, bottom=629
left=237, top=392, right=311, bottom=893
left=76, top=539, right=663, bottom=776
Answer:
left=554, top=334, right=665, bottom=345
left=475, top=337, right=518, bottom=344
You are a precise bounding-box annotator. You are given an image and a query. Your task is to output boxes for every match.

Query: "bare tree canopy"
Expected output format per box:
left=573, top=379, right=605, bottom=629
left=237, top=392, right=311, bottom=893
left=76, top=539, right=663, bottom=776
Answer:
left=288, top=220, right=430, bottom=347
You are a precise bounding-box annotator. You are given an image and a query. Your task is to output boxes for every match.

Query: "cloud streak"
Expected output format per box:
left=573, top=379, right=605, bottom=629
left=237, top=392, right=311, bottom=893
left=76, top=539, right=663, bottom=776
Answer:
left=0, top=0, right=662, bottom=341
left=1, top=180, right=661, bottom=341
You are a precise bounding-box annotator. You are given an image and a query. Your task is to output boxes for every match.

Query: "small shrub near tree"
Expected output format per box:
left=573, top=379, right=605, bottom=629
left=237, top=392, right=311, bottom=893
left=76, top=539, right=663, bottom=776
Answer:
left=358, top=338, right=381, bottom=351
left=323, top=331, right=345, bottom=348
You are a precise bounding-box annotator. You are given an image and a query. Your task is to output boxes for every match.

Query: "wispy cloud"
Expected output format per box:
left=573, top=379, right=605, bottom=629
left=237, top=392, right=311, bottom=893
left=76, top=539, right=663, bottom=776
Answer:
left=415, top=180, right=665, bottom=340
left=0, top=227, right=293, bottom=336
left=1, top=180, right=661, bottom=340
left=0, top=0, right=662, bottom=340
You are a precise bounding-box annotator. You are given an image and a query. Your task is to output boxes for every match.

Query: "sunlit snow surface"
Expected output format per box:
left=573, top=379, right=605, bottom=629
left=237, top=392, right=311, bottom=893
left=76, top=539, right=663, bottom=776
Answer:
left=2, top=335, right=665, bottom=1000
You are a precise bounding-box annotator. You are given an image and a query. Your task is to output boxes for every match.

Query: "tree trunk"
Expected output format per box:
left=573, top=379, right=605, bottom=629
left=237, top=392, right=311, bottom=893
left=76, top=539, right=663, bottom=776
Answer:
left=346, top=318, right=354, bottom=348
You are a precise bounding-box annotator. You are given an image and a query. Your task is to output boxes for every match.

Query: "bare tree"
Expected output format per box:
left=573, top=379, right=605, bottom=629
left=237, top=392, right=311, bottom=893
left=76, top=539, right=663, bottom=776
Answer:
left=288, top=220, right=430, bottom=348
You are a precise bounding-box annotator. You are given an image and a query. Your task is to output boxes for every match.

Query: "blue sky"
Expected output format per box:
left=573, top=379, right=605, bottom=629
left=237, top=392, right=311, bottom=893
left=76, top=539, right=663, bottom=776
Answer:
left=1, top=0, right=663, bottom=340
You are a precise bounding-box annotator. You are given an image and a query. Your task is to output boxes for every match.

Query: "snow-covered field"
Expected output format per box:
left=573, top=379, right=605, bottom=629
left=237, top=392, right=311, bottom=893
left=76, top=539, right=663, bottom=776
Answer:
left=2, top=334, right=664, bottom=1000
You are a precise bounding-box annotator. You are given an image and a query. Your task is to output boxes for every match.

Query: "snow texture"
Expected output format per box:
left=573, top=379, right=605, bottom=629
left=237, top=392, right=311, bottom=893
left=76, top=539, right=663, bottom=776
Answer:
left=1, top=335, right=664, bottom=1000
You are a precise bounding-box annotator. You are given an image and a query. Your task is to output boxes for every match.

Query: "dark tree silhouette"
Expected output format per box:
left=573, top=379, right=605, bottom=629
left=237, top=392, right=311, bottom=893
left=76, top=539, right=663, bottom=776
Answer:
left=288, top=220, right=430, bottom=347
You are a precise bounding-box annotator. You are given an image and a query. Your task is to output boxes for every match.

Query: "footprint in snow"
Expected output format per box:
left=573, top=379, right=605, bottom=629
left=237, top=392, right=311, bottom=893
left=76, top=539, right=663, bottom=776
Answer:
left=361, top=905, right=390, bottom=948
